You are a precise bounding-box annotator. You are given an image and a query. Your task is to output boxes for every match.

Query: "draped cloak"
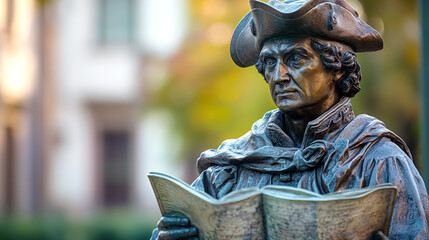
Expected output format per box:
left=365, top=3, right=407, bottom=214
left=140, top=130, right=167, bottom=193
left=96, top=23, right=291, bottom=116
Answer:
left=192, top=98, right=429, bottom=239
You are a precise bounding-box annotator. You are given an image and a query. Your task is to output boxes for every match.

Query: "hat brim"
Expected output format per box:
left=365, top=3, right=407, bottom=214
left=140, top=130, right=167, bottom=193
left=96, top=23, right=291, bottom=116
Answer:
left=230, top=12, right=259, bottom=68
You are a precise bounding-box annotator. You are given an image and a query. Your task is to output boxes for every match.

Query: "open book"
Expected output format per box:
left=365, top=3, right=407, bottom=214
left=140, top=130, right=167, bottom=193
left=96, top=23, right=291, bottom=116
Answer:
left=148, top=172, right=397, bottom=240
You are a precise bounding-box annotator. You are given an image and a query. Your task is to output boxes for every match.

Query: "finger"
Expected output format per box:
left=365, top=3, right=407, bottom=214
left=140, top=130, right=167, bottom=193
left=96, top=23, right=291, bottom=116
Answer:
left=151, top=228, right=159, bottom=240
left=372, top=231, right=388, bottom=240
left=158, top=227, right=198, bottom=240
left=158, top=216, right=190, bottom=228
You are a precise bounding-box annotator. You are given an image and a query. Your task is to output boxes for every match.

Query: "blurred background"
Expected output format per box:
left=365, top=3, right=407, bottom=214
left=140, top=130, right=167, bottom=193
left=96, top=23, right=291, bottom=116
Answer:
left=0, top=0, right=426, bottom=239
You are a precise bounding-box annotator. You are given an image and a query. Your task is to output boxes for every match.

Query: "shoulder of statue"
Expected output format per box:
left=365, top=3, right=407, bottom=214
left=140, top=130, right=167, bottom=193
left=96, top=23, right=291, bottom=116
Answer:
left=343, top=114, right=412, bottom=159
left=364, top=138, right=412, bottom=162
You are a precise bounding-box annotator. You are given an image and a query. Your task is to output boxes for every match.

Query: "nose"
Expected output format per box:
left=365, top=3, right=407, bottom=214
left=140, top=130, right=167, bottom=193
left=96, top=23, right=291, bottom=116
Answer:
left=273, top=62, right=290, bottom=84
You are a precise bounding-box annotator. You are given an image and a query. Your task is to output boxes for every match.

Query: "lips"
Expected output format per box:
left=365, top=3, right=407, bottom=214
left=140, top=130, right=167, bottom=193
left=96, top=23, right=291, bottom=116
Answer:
left=276, top=90, right=297, bottom=98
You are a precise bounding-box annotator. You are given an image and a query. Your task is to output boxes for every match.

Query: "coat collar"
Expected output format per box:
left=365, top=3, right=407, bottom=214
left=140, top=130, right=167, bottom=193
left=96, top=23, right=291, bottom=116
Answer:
left=266, top=97, right=355, bottom=148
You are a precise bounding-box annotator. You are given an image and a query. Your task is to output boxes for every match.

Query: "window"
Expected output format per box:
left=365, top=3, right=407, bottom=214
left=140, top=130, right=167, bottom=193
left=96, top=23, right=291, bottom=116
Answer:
left=98, top=0, right=136, bottom=45
left=5, top=0, right=14, bottom=34
left=89, top=103, right=135, bottom=208
left=101, top=130, right=131, bottom=206
left=4, top=127, right=15, bottom=212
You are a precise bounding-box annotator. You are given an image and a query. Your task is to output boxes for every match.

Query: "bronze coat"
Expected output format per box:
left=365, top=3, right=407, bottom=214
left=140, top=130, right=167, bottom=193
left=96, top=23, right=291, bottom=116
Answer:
left=193, top=98, right=429, bottom=239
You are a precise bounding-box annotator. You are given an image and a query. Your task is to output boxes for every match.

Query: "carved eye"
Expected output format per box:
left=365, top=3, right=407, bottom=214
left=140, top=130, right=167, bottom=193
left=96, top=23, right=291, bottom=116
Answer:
left=291, top=54, right=302, bottom=63
left=265, top=58, right=276, bottom=66
left=289, top=54, right=307, bottom=68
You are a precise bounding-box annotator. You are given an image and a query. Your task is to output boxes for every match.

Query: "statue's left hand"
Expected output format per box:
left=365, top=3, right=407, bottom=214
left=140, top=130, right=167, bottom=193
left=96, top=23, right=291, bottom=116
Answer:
left=151, top=216, right=199, bottom=240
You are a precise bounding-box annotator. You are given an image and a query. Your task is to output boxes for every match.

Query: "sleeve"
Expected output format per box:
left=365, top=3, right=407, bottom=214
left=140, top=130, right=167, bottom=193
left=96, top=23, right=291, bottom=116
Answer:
left=365, top=154, right=429, bottom=239
left=191, top=165, right=238, bottom=199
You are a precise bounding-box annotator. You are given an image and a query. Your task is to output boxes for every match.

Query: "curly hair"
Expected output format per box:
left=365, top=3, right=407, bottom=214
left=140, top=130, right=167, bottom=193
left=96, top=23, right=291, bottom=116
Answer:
left=255, top=38, right=362, bottom=98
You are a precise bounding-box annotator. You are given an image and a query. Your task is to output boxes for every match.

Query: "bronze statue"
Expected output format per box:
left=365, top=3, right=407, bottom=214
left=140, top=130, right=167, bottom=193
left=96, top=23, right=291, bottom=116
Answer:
left=151, top=0, right=429, bottom=239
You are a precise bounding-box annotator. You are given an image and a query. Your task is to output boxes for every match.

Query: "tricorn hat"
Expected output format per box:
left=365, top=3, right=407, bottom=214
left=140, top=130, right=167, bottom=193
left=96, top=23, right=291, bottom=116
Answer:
left=230, top=0, right=383, bottom=67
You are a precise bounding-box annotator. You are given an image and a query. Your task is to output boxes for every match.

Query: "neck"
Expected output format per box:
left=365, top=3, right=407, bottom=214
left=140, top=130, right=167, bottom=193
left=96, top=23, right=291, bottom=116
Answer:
left=284, top=117, right=307, bottom=147
left=283, top=94, right=340, bottom=146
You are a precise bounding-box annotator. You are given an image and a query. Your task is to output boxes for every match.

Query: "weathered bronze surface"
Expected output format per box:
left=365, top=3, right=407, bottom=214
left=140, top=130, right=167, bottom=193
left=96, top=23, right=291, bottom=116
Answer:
left=152, top=0, right=429, bottom=239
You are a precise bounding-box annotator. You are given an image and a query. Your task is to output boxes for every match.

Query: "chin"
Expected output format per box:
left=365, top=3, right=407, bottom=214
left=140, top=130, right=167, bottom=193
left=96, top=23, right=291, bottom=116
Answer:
left=276, top=102, right=304, bottom=113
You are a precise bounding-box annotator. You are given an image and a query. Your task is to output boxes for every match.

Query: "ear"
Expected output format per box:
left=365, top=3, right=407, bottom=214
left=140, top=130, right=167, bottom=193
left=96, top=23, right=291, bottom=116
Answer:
left=332, top=71, right=343, bottom=82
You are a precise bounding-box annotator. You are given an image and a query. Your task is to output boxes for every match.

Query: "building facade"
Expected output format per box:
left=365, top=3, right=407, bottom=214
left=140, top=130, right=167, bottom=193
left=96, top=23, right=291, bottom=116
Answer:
left=0, top=0, right=188, bottom=218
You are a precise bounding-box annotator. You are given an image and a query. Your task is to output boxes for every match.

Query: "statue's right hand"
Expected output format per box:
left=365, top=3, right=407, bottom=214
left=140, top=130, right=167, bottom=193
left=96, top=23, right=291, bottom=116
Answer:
left=154, top=216, right=199, bottom=240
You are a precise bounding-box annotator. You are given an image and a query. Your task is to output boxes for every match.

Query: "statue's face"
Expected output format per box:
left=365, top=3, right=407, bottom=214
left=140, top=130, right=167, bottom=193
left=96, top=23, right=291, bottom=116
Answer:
left=260, top=37, right=339, bottom=117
